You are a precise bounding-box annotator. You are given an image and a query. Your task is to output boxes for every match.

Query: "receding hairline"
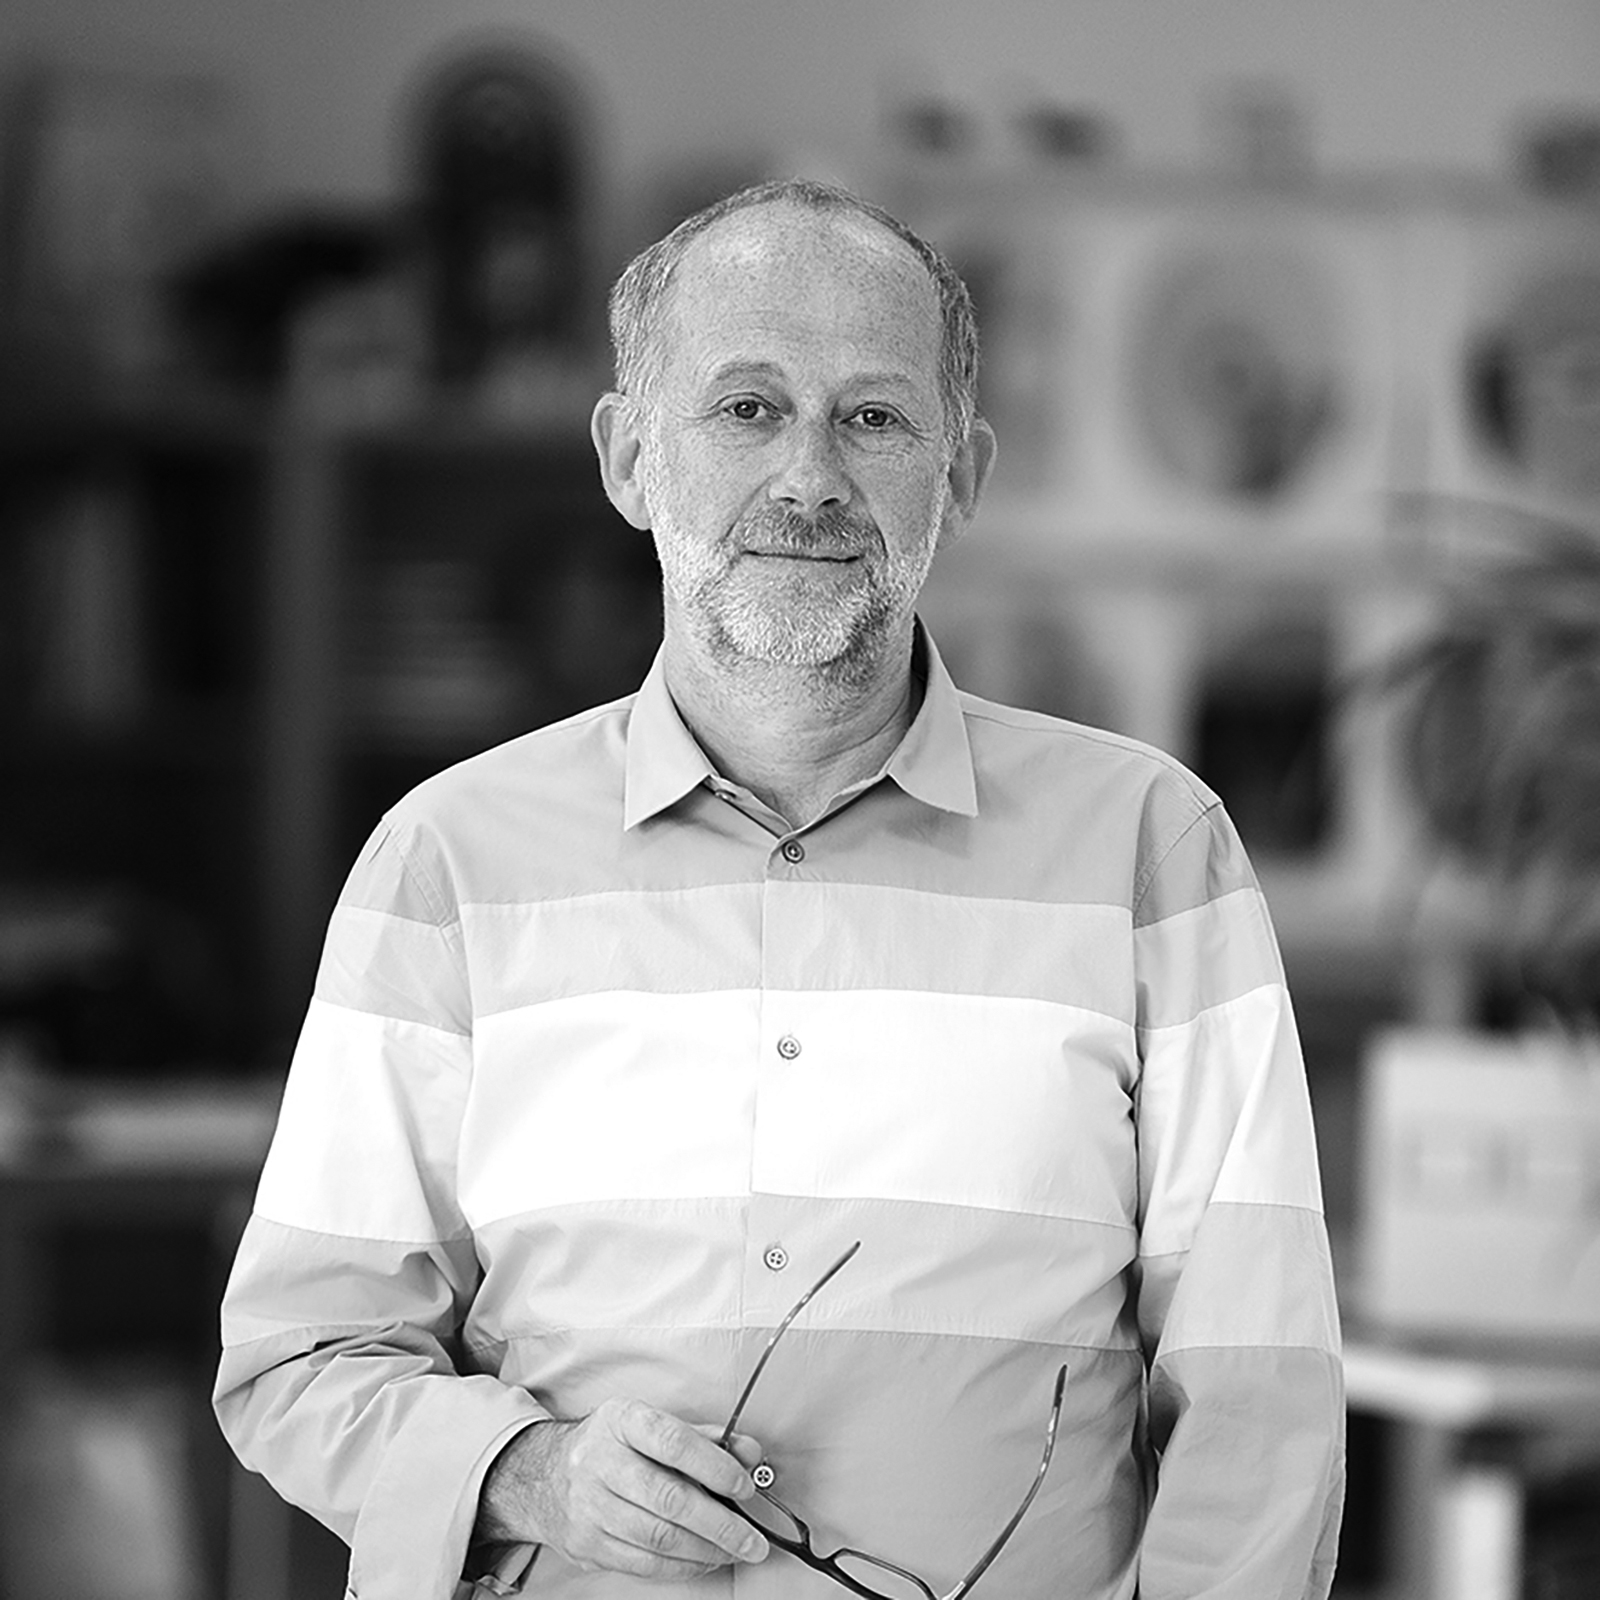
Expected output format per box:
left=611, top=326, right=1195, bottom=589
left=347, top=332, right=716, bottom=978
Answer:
left=660, top=200, right=944, bottom=356
left=607, top=178, right=979, bottom=447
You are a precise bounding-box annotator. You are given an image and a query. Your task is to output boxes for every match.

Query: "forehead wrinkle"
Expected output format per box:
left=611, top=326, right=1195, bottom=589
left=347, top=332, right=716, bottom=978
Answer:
left=701, top=357, right=924, bottom=396
left=661, top=203, right=943, bottom=382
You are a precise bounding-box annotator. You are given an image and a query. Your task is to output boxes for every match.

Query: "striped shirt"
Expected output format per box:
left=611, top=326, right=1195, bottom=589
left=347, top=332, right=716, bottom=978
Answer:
left=216, top=628, right=1344, bottom=1600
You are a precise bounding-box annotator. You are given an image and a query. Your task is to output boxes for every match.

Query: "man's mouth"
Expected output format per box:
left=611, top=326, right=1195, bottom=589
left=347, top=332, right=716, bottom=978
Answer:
left=744, top=547, right=859, bottom=562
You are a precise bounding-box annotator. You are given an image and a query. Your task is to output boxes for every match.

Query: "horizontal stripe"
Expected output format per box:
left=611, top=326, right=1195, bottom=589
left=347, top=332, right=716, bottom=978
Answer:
left=1133, top=886, right=1284, bottom=1028
left=254, top=999, right=472, bottom=1241
left=461, top=990, right=759, bottom=1220
left=1143, top=1344, right=1344, bottom=1599
left=314, top=903, right=470, bottom=1032
left=461, top=989, right=1138, bottom=1227
left=1137, top=984, right=1322, bottom=1256
left=220, top=1216, right=483, bottom=1349
left=459, top=882, right=1133, bottom=1016
left=467, top=1194, right=1138, bottom=1353
left=1137, top=1201, right=1340, bottom=1354
left=470, top=1325, right=1146, bottom=1600
left=462, top=884, right=763, bottom=1008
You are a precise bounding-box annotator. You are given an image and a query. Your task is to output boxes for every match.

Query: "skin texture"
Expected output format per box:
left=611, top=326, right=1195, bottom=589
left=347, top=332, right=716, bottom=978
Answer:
left=476, top=199, right=995, bottom=1578
left=476, top=1403, right=767, bottom=1580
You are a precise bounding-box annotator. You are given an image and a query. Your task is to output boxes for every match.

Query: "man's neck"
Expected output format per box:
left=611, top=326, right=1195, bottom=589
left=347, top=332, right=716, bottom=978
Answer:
left=662, top=624, right=919, bottom=830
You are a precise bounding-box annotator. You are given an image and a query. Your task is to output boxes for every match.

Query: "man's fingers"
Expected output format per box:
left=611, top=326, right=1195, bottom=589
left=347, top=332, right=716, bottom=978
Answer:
left=600, top=1483, right=760, bottom=1571
left=607, top=1444, right=768, bottom=1566
left=522, top=1398, right=770, bottom=1578
left=613, top=1399, right=759, bottom=1503
left=692, top=1422, right=765, bottom=1474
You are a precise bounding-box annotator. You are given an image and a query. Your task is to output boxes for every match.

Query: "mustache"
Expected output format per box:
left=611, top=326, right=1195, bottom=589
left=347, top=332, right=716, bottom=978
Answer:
left=733, top=504, right=878, bottom=555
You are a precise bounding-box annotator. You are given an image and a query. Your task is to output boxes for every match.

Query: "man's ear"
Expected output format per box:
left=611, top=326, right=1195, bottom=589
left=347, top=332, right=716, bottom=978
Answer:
left=592, top=392, right=653, bottom=530
left=937, top=415, right=997, bottom=550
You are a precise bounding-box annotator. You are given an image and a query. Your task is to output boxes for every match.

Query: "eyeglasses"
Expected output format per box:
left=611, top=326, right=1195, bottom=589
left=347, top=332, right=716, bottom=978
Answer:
left=713, top=1242, right=1068, bottom=1600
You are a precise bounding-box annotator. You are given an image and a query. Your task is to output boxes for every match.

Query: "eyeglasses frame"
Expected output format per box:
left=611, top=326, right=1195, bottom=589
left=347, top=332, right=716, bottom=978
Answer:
left=711, top=1241, right=1069, bottom=1600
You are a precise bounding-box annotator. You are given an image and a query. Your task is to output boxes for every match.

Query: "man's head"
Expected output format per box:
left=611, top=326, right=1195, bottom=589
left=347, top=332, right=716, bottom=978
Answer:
left=592, top=181, right=995, bottom=677
left=608, top=179, right=981, bottom=456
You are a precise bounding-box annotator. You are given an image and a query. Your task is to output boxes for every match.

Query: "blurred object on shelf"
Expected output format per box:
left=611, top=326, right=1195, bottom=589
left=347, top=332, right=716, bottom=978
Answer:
left=1129, top=241, right=1341, bottom=501
left=1196, top=605, right=1334, bottom=857
left=402, top=34, right=591, bottom=389
left=1517, top=112, right=1600, bottom=200
left=27, top=476, right=149, bottom=731
left=888, top=95, right=979, bottom=163
left=1359, top=1027, right=1600, bottom=1342
left=50, top=1074, right=279, bottom=1171
left=0, top=887, right=238, bottom=1078
left=1408, top=194, right=1600, bottom=536
left=899, top=171, right=1402, bottom=554
left=1467, top=270, right=1600, bottom=504
left=285, top=277, right=426, bottom=424
left=883, top=66, right=1119, bottom=182
left=347, top=557, right=524, bottom=748
left=518, top=515, right=662, bottom=722
left=0, top=1029, right=51, bottom=1164
left=172, top=208, right=403, bottom=390
left=0, top=1361, right=207, bottom=1600
left=1203, top=76, right=1315, bottom=183
left=1011, top=103, right=1117, bottom=167
left=0, top=62, right=245, bottom=386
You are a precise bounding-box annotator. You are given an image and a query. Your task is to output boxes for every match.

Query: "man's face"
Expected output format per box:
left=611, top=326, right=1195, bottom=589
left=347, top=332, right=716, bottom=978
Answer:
left=632, top=205, right=961, bottom=672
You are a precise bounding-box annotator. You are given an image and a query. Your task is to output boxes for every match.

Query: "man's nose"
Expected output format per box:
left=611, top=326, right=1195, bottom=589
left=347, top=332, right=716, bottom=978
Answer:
left=769, top=419, right=851, bottom=516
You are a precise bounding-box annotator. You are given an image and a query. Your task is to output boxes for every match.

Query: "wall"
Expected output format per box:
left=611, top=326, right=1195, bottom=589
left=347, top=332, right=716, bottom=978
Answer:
left=2, top=0, right=1598, bottom=240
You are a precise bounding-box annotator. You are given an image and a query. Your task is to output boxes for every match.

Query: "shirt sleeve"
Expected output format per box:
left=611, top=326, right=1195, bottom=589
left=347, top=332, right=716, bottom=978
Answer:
left=213, top=819, right=549, bottom=1600
left=1131, top=800, right=1346, bottom=1600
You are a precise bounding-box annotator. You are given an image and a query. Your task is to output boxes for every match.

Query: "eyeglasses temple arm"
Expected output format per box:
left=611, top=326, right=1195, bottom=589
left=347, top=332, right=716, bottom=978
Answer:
left=943, top=1363, right=1069, bottom=1600
left=717, top=1239, right=861, bottom=1449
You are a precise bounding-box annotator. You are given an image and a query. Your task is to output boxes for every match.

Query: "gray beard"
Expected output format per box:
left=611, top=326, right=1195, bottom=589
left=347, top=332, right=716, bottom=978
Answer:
left=655, top=503, right=935, bottom=676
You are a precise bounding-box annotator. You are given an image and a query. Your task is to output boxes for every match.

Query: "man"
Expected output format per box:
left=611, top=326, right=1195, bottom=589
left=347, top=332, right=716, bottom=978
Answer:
left=216, top=179, right=1344, bottom=1599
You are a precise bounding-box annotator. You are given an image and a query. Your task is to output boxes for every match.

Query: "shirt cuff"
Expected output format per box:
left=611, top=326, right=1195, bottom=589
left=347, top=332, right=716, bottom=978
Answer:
left=348, top=1375, right=550, bottom=1600
left=462, top=1544, right=538, bottom=1597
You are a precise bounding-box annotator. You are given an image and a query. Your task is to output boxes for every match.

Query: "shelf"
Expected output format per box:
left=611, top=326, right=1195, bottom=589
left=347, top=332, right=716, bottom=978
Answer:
left=0, top=375, right=272, bottom=459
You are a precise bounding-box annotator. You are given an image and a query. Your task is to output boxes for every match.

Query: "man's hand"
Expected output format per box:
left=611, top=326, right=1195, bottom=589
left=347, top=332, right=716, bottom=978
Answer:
left=476, top=1399, right=770, bottom=1581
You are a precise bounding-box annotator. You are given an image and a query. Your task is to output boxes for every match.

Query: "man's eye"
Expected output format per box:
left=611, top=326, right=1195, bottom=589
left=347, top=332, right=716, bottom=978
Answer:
left=723, top=398, right=771, bottom=422
left=851, top=406, right=901, bottom=431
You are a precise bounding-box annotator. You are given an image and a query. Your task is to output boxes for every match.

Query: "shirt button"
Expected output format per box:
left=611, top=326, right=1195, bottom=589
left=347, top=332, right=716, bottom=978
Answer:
left=780, top=839, right=805, bottom=864
left=762, top=1244, right=790, bottom=1272
left=752, top=1462, right=777, bottom=1490
left=776, top=1034, right=801, bottom=1060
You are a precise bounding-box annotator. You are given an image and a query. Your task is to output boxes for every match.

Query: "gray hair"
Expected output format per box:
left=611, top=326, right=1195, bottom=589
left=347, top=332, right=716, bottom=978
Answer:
left=607, top=178, right=980, bottom=452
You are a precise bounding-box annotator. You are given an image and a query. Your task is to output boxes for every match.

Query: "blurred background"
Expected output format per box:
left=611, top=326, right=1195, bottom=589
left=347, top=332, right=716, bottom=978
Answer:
left=2, top=2, right=1599, bottom=1596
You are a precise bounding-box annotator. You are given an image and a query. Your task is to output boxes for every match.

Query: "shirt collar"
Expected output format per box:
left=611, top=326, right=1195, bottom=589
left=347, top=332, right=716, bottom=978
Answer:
left=623, top=650, right=719, bottom=830
left=622, top=621, right=979, bottom=830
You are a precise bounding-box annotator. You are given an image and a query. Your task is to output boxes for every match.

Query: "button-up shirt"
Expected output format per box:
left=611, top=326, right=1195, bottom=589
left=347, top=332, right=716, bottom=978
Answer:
left=216, top=627, right=1344, bottom=1600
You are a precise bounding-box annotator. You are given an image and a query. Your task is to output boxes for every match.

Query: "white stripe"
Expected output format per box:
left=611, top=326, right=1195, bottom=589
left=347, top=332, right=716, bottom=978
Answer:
left=463, top=989, right=1139, bottom=1227
left=255, top=999, right=472, bottom=1240
left=1137, top=983, right=1322, bottom=1256
left=462, top=992, right=762, bottom=1224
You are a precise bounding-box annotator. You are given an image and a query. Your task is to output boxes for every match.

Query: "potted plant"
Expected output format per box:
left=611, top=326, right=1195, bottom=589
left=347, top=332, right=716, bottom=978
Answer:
left=1355, top=503, right=1600, bottom=1343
